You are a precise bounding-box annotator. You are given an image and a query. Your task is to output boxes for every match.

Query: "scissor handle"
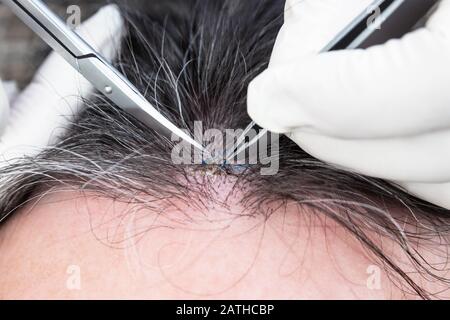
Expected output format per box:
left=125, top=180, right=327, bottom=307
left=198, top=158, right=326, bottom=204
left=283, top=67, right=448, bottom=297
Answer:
left=2, top=0, right=96, bottom=67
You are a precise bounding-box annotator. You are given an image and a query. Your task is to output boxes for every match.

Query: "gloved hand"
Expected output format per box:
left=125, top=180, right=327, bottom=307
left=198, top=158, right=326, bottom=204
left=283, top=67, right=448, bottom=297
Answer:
left=248, top=0, right=450, bottom=209
left=0, top=5, right=123, bottom=165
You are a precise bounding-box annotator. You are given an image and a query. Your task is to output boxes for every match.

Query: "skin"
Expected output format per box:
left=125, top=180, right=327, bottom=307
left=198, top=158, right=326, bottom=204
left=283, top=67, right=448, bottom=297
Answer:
left=0, top=189, right=447, bottom=300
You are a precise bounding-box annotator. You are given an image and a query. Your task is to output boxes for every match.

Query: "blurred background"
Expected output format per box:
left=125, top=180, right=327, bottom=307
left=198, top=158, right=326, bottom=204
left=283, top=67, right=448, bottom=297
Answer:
left=0, top=0, right=104, bottom=89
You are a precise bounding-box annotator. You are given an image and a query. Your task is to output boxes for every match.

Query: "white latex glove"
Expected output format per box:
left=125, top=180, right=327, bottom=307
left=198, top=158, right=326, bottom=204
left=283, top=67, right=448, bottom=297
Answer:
left=0, top=5, right=123, bottom=166
left=248, top=0, right=450, bottom=209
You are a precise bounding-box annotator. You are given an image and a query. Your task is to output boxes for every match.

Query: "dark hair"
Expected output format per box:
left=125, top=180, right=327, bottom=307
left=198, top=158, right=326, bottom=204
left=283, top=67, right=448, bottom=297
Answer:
left=1, top=0, right=449, bottom=299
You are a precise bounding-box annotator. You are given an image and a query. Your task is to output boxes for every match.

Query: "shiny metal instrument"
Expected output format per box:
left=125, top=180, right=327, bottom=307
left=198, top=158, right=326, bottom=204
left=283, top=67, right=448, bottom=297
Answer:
left=3, top=0, right=205, bottom=152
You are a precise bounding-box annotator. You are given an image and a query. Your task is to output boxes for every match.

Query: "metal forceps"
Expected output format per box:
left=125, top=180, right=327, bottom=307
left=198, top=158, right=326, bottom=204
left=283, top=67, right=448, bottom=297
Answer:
left=228, top=0, right=439, bottom=161
left=3, top=0, right=205, bottom=152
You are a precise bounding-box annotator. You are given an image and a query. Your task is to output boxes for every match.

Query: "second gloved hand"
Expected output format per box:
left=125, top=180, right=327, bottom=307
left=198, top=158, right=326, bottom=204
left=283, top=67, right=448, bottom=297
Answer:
left=0, top=5, right=123, bottom=165
left=248, top=0, right=450, bottom=209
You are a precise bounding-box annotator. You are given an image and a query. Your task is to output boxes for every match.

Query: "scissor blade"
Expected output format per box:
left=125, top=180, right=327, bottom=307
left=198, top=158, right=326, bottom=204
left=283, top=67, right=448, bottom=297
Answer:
left=77, top=56, right=205, bottom=151
left=133, top=98, right=205, bottom=151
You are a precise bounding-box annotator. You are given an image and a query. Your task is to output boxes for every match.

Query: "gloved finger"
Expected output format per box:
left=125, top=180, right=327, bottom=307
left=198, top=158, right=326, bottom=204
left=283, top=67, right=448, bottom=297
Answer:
left=249, top=1, right=450, bottom=139
left=74, top=4, right=124, bottom=65
left=0, top=5, right=123, bottom=163
left=396, top=181, right=450, bottom=210
left=427, top=0, right=450, bottom=36
left=270, top=0, right=374, bottom=66
left=0, top=81, right=9, bottom=135
left=288, top=129, right=450, bottom=183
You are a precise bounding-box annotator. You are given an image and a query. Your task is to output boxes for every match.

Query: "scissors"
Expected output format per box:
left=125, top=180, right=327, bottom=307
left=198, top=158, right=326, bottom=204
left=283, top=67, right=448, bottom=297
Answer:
left=3, top=0, right=205, bottom=152
left=228, top=0, right=439, bottom=161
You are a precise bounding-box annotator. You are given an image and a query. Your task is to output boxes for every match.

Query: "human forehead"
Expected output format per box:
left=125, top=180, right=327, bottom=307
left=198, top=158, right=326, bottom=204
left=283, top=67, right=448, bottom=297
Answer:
left=0, top=191, right=404, bottom=299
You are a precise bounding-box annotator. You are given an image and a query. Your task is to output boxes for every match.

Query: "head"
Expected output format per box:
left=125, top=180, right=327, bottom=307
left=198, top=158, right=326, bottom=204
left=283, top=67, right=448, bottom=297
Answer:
left=0, top=0, right=449, bottom=299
